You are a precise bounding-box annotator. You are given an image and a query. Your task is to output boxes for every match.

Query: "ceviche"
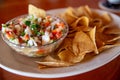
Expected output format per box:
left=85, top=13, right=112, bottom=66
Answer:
left=2, top=15, right=66, bottom=47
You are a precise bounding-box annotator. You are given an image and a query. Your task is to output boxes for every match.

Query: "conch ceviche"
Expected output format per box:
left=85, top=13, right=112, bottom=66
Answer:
left=2, top=13, right=66, bottom=47
left=1, top=4, right=68, bottom=57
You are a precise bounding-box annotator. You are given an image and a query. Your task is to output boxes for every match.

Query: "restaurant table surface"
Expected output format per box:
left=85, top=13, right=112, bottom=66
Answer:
left=0, top=0, right=120, bottom=80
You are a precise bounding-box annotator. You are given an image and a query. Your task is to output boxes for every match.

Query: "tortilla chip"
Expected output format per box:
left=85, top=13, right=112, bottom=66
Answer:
left=36, top=61, right=72, bottom=68
left=84, top=5, right=92, bottom=16
left=71, top=16, right=89, bottom=27
left=71, top=16, right=90, bottom=31
left=101, top=12, right=112, bottom=24
left=92, top=10, right=101, bottom=19
left=77, top=6, right=92, bottom=19
left=57, top=38, right=73, bottom=53
left=96, top=37, right=105, bottom=48
left=28, top=4, right=46, bottom=18
left=89, top=18, right=102, bottom=29
left=104, top=27, right=120, bottom=35
left=61, top=7, right=78, bottom=25
left=96, top=32, right=117, bottom=44
left=97, top=24, right=111, bottom=33
left=98, top=43, right=120, bottom=52
left=58, top=50, right=75, bottom=63
left=36, top=55, right=72, bottom=68
left=72, top=31, right=95, bottom=55
left=88, top=27, right=99, bottom=54
left=106, top=36, right=120, bottom=43
left=58, top=50, right=86, bottom=63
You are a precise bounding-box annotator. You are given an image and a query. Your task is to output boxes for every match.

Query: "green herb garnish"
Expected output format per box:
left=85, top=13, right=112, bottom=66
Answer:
left=21, top=31, right=25, bottom=36
left=30, top=24, right=38, bottom=30
left=25, top=21, right=31, bottom=26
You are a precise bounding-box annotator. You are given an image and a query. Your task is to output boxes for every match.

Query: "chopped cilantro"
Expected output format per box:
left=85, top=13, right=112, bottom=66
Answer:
left=25, top=21, right=31, bottom=26
left=30, top=24, right=38, bottom=30
left=21, top=31, right=25, bottom=36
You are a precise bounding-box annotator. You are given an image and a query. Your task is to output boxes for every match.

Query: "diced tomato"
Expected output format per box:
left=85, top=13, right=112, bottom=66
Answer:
left=36, top=49, right=44, bottom=54
left=5, top=31, right=14, bottom=39
left=23, top=34, right=29, bottom=41
left=55, top=31, right=62, bottom=39
left=46, top=16, right=51, bottom=19
left=44, top=21, right=50, bottom=27
left=56, top=22, right=65, bottom=28
left=52, top=30, right=62, bottom=39
left=50, top=33, right=55, bottom=39
left=22, top=25, right=27, bottom=29
left=52, top=29, right=57, bottom=35
left=13, top=29, right=17, bottom=34
left=18, top=37, right=24, bottom=43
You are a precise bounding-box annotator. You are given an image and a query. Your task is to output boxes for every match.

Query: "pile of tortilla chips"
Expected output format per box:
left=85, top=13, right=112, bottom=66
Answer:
left=28, top=4, right=120, bottom=68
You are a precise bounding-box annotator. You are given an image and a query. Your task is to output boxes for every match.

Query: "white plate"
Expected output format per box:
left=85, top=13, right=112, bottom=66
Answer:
left=0, top=8, right=120, bottom=78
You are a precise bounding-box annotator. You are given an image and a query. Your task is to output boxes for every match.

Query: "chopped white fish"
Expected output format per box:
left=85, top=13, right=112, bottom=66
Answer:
left=15, top=25, right=21, bottom=31
left=46, top=26, right=51, bottom=31
left=24, top=27, right=32, bottom=36
left=42, top=31, right=50, bottom=45
left=38, top=18, right=42, bottom=23
left=27, top=38, right=37, bottom=46
left=15, top=25, right=21, bottom=34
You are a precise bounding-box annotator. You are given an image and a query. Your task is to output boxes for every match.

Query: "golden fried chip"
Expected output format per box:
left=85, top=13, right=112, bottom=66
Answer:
left=58, top=38, right=73, bottom=53
left=72, top=31, right=95, bottom=55
left=77, top=5, right=92, bottom=20
left=58, top=50, right=86, bottom=63
left=106, top=36, right=120, bottom=43
left=92, top=10, right=101, bottom=19
left=88, top=27, right=99, bottom=54
left=61, top=7, right=78, bottom=25
left=96, top=37, right=105, bottom=48
left=36, top=61, right=72, bottom=68
left=96, top=32, right=117, bottom=43
left=28, top=4, right=46, bottom=18
left=84, top=5, right=92, bottom=16
left=101, top=12, right=112, bottom=24
left=67, top=33, right=76, bottom=38
left=98, top=43, right=120, bottom=52
left=42, top=56, right=58, bottom=62
left=89, top=18, right=102, bottom=29
left=36, top=56, right=72, bottom=68
left=104, top=27, right=120, bottom=35
left=97, top=24, right=112, bottom=33
left=71, top=16, right=89, bottom=27
left=58, top=50, right=75, bottom=63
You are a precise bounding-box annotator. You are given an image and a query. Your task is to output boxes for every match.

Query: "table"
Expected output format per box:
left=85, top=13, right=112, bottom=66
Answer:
left=0, top=0, right=120, bottom=80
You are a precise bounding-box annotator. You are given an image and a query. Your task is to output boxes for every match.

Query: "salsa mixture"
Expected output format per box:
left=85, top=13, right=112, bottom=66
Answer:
left=2, top=15, right=66, bottom=46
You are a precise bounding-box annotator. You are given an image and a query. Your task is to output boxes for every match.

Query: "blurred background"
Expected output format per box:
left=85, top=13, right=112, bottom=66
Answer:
left=0, top=0, right=99, bottom=23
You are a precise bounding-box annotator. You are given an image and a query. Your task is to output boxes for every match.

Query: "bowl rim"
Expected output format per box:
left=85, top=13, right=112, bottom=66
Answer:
left=1, top=14, right=69, bottom=48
